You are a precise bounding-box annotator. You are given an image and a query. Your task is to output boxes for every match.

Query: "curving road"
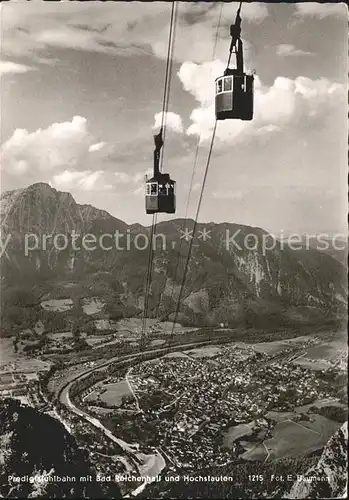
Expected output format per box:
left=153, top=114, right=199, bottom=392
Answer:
left=56, top=338, right=231, bottom=496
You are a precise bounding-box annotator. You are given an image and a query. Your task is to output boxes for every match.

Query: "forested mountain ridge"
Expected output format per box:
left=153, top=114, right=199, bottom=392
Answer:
left=0, top=398, right=121, bottom=498
left=0, top=183, right=346, bottom=335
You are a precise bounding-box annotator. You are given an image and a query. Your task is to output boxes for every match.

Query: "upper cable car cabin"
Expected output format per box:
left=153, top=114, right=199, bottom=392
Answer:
left=215, top=3, right=254, bottom=122
left=215, top=70, right=254, bottom=121
left=145, top=173, right=176, bottom=214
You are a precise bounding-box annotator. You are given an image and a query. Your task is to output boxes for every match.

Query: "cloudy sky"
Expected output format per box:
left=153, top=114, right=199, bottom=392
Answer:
left=0, top=1, right=347, bottom=234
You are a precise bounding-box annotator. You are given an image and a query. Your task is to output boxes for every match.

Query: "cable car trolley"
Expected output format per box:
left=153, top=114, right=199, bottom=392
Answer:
left=215, top=1, right=254, bottom=121
left=145, top=128, right=176, bottom=215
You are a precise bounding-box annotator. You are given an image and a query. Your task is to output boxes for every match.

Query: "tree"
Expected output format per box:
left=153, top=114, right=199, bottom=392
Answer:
left=72, top=322, right=81, bottom=339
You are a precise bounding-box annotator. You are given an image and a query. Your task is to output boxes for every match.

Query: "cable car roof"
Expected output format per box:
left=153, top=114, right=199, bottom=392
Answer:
left=146, top=174, right=175, bottom=183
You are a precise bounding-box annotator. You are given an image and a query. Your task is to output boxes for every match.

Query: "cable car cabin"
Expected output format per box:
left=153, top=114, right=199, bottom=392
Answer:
left=145, top=174, right=176, bottom=214
left=215, top=71, right=254, bottom=121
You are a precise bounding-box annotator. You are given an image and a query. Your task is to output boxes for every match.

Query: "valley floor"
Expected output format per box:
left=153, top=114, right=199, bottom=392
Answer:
left=1, top=327, right=347, bottom=498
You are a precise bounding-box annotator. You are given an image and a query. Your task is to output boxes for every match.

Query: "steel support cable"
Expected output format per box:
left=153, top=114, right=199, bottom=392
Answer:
left=160, top=3, right=177, bottom=130
left=151, top=3, right=178, bottom=323
left=143, top=1, right=177, bottom=305
left=163, top=143, right=200, bottom=320
left=160, top=3, right=178, bottom=172
left=169, top=120, right=217, bottom=341
left=146, top=2, right=177, bottom=277
left=141, top=2, right=177, bottom=347
left=163, top=2, right=224, bottom=323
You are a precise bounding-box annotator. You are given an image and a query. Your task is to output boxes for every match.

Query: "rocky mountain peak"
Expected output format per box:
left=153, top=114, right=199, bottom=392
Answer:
left=0, top=398, right=120, bottom=498
left=0, top=182, right=347, bottom=331
left=0, top=182, right=115, bottom=235
left=286, top=422, right=348, bottom=498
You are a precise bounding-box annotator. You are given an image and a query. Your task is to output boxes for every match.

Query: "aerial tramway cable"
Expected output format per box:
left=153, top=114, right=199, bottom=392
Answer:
left=168, top=120, right=217, bottom=342
left=141, top=2, right=178, bottom=349
left=168, top=1, right=248, bottom=340
left=164, top=2, right=224, bottom=330
left=160, top=8, right=178, bottom=173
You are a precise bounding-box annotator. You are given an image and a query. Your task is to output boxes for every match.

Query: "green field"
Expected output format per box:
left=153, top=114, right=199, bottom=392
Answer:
left=298, top=414, right=341, bottom=437
left=0, top=373, right=14, bottom=384
left=266, top=410, right=299, bottom=423
left=264, top=416, right=341, bottom=460
left=223, top=421, right=255, bottom=447
left=292, top=337, right=347, bottom=371
left=47, top=331, right=73, bottom=340
left=0, top=337, right=51, bottom=372
left=305, top=340, right=346, bottom=360
left=240, top=442, right=268, bottom=461
left=185, top=346, right=221, bottom=358
left=99, top=380, right=132, bottom=406
left=87, top=405, right=115, bottom=416
left=81, top=297, right=105, bottom=315
left=40, top=298, right=73, bottom=312
left=0, top=338, right=18, bottom=366
left=85, top=335, right=113, bottom=346
left=293, top=357, right=332, bottom=371
left=264, top=420, right=319, bottom=459
left=150, top=339, right=166, bottom=347
left=252, top=341, right=292, bottom=355
left=163, top=352, right=190, bottom=359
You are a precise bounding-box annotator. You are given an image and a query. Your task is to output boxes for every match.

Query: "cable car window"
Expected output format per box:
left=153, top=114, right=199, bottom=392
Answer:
left=224, top=77, right=232, bottom=91
left=217, top=79, right=223, bottom=93
left=150, top=183, right=158, bottom=195
left=146, top=184, right=151, bottom=195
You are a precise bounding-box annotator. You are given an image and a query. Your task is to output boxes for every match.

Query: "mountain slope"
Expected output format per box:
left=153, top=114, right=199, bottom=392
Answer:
left=286, top=421, right=348, bottom=498
left=0, top=398, right=120, bottom=498
left=141, top=424, right=348, bottom=499
left=0, top=183, right=119, bottom=235
left=0, top=183, right=347, bottom=334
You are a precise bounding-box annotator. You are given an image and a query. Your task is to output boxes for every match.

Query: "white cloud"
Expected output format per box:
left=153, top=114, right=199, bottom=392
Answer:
left=178, top=60, right=225, bottom=105
left=213, top=190, right=244, bottom=200
left=133, top=185, right=144, bottom=197
left=79, top=170, right=104, bottom=191
left=114, top=172, right=133, bottom=184
left=237, top=3, right=269, bottom=22
left=89, top=141, right=106, bottom=152
left=256, top=124, right=281, bottom=135
left=294, top=3, right=347, bottom=19
left=153, top=112, right=183, bottom=133
left=0, top=116, right=112, bottom=193
left=276, top=44, right=313, bottom=57
left=0, top=60, right=34, bottom=76
left=135, top=168, right=153, bottom=183
left=184, top=181, right=201, bottom=192
left=0, top=116, right=92, bottom=177
left=113, top=169, right=152, bottom=187
left=177, top=60, right=346, bottom=143
left=132, top=167, right=154, bottom=197
left=52, top=169, right=104, bottom=191
left=0, top=2, right=266, bottom=65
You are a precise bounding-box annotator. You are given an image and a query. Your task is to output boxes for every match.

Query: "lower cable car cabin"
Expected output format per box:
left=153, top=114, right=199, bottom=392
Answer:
left=215, top=71, right=254, bottom=121
left=145, top=173, right=176, bottom=214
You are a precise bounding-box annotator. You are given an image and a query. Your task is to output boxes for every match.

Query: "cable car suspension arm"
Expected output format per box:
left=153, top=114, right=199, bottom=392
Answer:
left=226, top=0, right=244, bottom=75
left=153, top=127, right=164, bottom=177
